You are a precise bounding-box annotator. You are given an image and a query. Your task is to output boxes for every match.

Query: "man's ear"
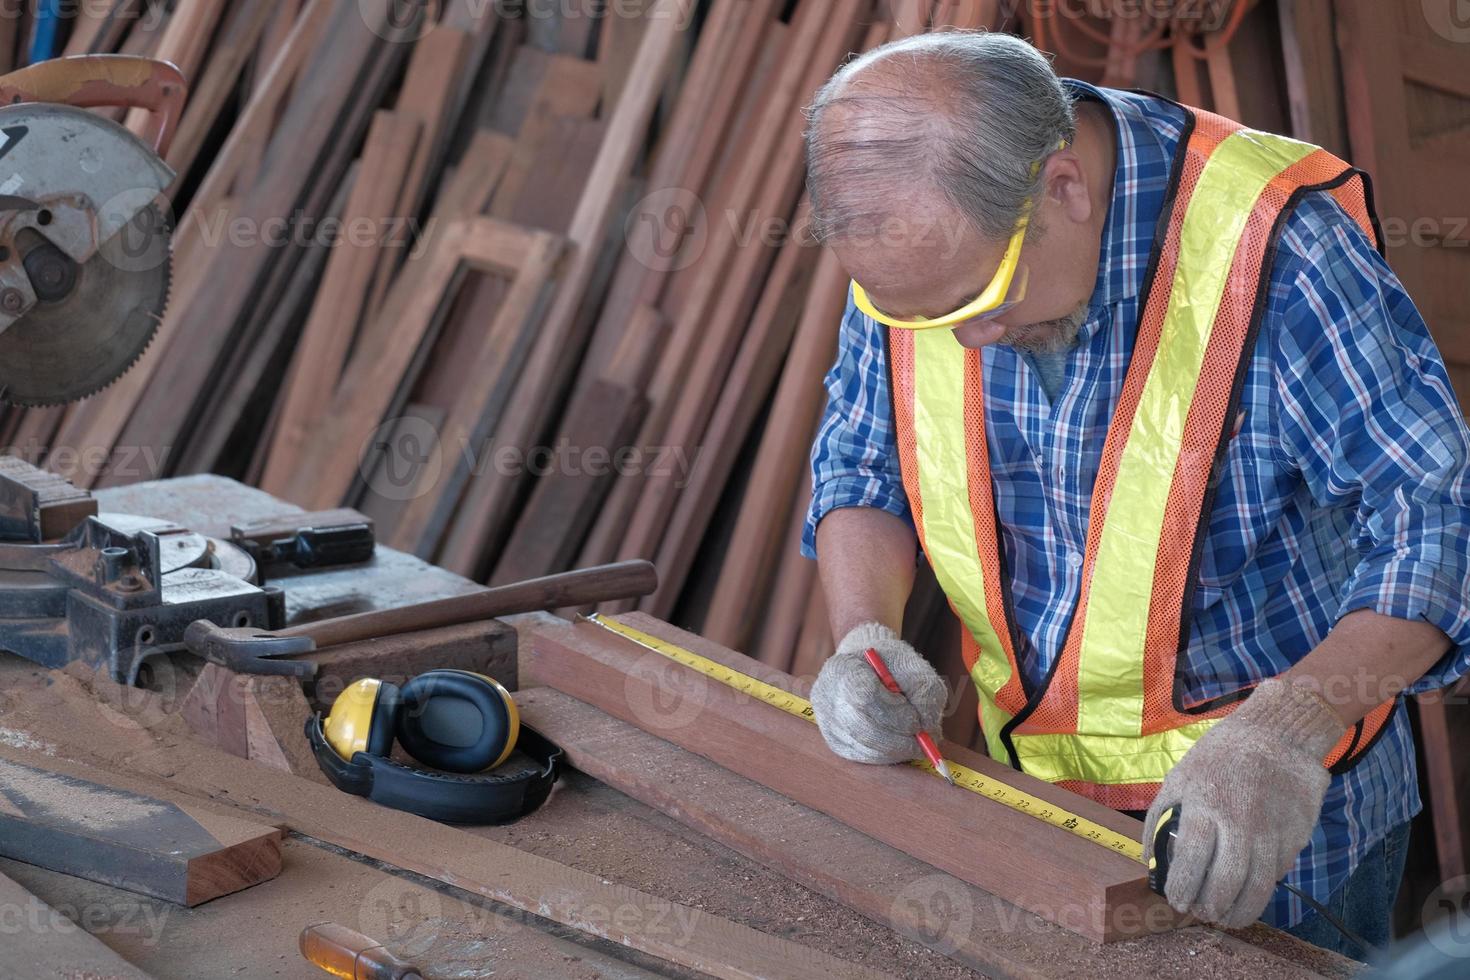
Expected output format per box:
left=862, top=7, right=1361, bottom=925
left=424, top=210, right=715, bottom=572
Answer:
left=1042, top=152, right=1093, bottom=226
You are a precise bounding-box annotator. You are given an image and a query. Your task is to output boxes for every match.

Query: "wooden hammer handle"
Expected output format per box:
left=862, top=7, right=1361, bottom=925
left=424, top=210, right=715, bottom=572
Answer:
left=278, top=560, right=658, bottom=649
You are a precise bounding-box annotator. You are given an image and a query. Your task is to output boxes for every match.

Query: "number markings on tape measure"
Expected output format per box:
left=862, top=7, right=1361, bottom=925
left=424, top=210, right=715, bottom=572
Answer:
left=585, top=614, right=1144, bottom=862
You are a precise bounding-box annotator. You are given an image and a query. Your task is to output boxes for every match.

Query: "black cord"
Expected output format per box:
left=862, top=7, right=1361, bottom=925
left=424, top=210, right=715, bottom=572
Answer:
left=1282, top=880, right=1380, bottom=959
left=1150, top=807, right=1380, bottom=957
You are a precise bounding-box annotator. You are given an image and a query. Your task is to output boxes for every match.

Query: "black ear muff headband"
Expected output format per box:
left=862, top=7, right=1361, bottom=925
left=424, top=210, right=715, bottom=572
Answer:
left=307, top=714, right=562, bottom=824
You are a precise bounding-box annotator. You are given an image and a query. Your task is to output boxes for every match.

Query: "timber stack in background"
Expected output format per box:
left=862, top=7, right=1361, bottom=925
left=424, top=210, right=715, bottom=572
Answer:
left=0, top=0, right=1466, bottom=922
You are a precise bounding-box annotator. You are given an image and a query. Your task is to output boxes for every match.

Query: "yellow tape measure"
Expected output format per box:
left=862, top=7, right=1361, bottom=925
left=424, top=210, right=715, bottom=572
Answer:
left=585, top=614, right=1144, bottom=862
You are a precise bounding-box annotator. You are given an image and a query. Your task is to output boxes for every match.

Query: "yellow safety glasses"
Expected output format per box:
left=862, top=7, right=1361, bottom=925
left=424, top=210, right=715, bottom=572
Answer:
left=850, top=141, right=1064, bottom=331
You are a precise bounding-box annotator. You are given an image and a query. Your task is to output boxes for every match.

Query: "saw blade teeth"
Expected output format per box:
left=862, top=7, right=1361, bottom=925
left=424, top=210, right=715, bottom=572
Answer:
left=0, top=205, right=173, bottom=408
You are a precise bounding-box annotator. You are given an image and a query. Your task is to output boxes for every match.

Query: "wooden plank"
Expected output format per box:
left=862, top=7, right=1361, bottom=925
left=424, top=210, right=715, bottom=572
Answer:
left=52, top=0, right=334, bottom=480
left=505, top=115, right=608, bottom=233
left=180, top=5, right=415, bottom=480
left=365, top=25, right=476, bottom=314
left=282, top=150, right=514, bottom=510
left=259, top=111, right=423, bottom=497
left=578, top=0, right=778, bottom=374
left=0, top=737, right=889, bottom=979
left=5, top=407, right=66, bottom=474
left=1170, top=39, right=1211, bottom=109
left=486, top=53, right=604, bottom=224
left=386, top=229, right=566, bottom=554
left=885, top=0, right=934, bottom=35
left=791, top=575, right=834, bottom=675
left=61, top=0, right=136, bottom=56
left=491, top=378, right=651, bottom=583
left=598, top=0, right=653, bottom=108
left=527, top=614, right=1181, bottom=943
left=642, top=209, right=820, bottom=615
left=1400, top=34, right=1470, bottom=102
left=97, top=1, right=145, bottom=54
left=0, top=756, right=282, bottom=907
left=165, top=2, right=277, bottom=181
left=493, top=303, right=665, bottom=586
left=436, top=0, right=697, bottom=573
left=1277, top=0, right=1350, bottom=157
left=173, top=171, right=350, bottom=476
left=109, top=0, right=406, bottom=480
left=1202, top=30, right=1242, bottom=121
left=179, top=666, right=326, bottom=784
left=930, top=0, right=996, bottom=29
left=749, top=467, right=819, bottom=668
left=518, top=686, right=1349, bottom=979
left=286, top=217, right=555, bottom=511
left=1335, top=1, right=1413, bottom=189
left=301, top=619, right=520, bottom=711
left=0, top=869, right=154, bottom=979
left=609, top=0, right=863, bottom=584
left=703, top=252, right=846, bottom=648
left=1416, top=693, right=1470, bottom=885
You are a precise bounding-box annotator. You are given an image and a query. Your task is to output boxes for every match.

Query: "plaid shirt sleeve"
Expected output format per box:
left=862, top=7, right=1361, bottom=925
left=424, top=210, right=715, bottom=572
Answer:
left=1271, top=197, right=1470, bottom=693
left=801, top=288, right=914, bottom=559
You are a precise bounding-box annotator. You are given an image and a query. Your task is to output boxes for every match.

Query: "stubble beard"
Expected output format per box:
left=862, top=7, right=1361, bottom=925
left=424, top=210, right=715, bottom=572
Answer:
left=1002, top=304, right=1089, bottom=354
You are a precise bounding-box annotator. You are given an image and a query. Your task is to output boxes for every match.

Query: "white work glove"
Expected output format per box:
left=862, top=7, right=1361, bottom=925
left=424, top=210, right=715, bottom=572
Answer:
left=1143, top=678, right=1345, bottom=928
left=809, top=623, right=947, bottom=764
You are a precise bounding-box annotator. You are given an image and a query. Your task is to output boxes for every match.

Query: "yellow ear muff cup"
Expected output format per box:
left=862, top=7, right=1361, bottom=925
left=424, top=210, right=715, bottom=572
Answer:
left=396, top=670, right=519, bottom=773
left=322, top=678, right=399, bottom=760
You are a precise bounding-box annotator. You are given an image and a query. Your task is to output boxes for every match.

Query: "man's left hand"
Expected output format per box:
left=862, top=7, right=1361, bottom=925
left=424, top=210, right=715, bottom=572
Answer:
left=1143, top=678, right=1346, bottom=928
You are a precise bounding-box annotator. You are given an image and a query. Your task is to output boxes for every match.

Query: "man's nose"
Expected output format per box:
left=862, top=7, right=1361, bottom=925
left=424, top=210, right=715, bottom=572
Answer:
left=951, top=319, right=1007, bottom=349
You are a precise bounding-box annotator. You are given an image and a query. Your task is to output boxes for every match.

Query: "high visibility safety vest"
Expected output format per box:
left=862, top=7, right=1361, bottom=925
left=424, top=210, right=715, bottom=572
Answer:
left=887, top=103, right=1398, bottom=812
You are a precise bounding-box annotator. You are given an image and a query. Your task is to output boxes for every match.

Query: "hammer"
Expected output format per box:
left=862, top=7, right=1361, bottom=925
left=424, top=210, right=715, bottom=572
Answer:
left=184, top=560, right=658, bottom=677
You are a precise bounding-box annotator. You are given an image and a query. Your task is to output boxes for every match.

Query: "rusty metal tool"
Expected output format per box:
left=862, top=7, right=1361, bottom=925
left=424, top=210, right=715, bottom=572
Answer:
left=185, top=559, right=660, bottom=677
left=0, top=55, right=185, bottom=406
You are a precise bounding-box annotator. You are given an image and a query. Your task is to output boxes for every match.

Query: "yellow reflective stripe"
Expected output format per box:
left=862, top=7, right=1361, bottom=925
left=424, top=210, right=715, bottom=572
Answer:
left=911, top=328, right=1011, bottom=694
left=1012, top=719, right=1222, bottom=785
left=1075, top=130, right=1316, bottom=738
left=977, top=688, right=1012, bottom=765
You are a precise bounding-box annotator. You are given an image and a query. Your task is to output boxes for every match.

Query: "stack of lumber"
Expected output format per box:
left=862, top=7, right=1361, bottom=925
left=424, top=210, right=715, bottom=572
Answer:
left=0, top=0, right=1466, bottom=735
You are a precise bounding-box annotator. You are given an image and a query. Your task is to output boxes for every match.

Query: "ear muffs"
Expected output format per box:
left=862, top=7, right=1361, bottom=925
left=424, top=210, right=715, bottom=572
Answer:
left=307, top=670, right=560, bottom=825
left=322, top=678, right=401, bottom=760
left=396, top=670, right=520, bottom=773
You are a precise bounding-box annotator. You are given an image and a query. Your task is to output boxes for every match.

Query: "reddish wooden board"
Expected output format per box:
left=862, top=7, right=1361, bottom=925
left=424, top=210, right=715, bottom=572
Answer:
left=517, top=685, right=1354, bottom=978
left=527, top=614, right=1182, bottom=943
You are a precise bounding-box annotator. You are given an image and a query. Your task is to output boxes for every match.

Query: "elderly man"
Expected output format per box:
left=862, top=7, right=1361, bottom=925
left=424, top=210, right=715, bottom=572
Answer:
left=800, top=31, right=1470, bottom=954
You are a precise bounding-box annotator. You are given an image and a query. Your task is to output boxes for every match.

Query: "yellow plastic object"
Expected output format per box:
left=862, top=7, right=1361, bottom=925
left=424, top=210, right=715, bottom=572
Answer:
left=323, top=678, right=383, bottom=760
left=850, top=139, right=1064, bottom=330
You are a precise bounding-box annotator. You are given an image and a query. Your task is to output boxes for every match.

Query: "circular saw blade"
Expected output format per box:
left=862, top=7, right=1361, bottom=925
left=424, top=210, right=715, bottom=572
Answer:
left=0, top=206, right=171, bottom=408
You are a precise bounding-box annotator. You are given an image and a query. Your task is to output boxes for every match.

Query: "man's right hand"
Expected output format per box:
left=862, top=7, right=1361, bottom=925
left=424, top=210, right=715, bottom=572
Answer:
left=809, top=622, right=947, bottom=763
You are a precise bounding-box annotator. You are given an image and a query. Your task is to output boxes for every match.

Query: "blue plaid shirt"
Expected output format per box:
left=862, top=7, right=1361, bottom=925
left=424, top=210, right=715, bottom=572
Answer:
left=802, top=82, right=1470, bottom=928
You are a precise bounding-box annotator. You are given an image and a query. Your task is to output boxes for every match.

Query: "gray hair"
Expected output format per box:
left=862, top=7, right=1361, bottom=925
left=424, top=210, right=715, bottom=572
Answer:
left=804, top=31, right=1077, bottom=243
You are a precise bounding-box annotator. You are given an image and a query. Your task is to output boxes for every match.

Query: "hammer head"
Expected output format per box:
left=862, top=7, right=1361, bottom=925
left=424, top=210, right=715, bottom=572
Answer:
left=183, top=620, right=319, bottom=678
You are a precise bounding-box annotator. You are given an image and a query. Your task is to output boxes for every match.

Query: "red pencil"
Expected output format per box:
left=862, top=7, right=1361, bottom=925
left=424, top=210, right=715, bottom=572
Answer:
left=862, top=647, right=957, bottom=786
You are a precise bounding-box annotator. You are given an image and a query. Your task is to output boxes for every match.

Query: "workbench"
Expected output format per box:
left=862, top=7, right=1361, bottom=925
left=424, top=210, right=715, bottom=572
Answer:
left=0, top=477, right=1358, bottom=979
